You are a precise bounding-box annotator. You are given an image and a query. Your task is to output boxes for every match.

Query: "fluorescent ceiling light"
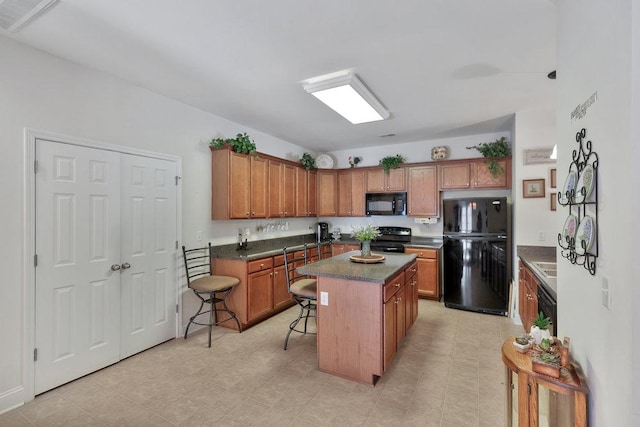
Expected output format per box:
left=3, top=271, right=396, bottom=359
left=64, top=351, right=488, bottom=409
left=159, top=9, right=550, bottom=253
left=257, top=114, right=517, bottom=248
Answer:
left=303, top=72, right=389, bottom=124
left=550, top=144, right=557, bottom=160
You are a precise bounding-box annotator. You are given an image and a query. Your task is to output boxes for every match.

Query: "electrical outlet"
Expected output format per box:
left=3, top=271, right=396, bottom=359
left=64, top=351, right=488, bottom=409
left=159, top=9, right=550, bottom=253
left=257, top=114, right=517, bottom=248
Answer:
left=538, top=232, right=545, bottom=241
left=196, top=231, right=203, bottom=241
left=320, top=291, right=329, bottom=306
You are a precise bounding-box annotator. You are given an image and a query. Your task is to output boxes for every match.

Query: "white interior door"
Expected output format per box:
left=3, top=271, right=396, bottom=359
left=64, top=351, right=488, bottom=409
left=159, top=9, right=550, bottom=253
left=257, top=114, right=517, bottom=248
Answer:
left=35, top=139, right=178, bottom=394
left=120, top=155, right=177, bottom=358
left=35, top=140, right=121, bottom=394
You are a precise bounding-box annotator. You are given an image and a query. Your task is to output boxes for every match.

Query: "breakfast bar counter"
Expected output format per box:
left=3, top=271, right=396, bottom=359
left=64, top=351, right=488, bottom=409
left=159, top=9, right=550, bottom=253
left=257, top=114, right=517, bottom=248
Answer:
left=298, top=252, right=418, bottom=385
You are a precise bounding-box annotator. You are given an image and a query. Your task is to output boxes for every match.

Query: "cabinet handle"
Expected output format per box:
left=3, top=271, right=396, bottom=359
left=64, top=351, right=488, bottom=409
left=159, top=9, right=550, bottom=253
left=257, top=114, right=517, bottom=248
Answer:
left=246, top=212, right=250, bottom=217
left=121, top=262, right=131, bottom=270
left=395, top=283, right=401, bottom=288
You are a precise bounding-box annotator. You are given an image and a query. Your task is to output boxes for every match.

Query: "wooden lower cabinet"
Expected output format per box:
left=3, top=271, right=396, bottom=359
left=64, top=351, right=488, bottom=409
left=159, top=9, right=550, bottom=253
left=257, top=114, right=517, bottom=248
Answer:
left=405, top=261, right=418, bottom=326
left=382, top=269, right=413, bottom=371
left=331, top=243, right=360, bottom=255
left=212, top=255, right=294, bottom=330
left=518, top=262, right=539, bottom=331
left=404, top=248, right=439, bottom=300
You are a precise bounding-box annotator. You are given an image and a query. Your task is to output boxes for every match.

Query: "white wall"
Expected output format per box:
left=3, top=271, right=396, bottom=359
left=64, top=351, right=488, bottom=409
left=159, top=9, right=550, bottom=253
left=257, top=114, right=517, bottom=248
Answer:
left=512, top=109, right=558, bottom=247
left=557, top=1, right=634, bottom=425
left=0, top=36, right=311, bottom=412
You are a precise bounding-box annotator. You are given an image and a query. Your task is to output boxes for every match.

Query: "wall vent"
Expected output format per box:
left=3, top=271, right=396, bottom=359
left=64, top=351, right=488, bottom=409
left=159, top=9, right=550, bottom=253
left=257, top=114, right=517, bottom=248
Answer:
left=0, top=0, right=58, bottom=32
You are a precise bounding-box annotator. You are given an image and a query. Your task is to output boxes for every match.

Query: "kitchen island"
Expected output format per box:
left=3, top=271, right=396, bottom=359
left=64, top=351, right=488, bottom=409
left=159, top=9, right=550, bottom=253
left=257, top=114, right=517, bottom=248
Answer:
left=298, top=251, right=417, bottom=385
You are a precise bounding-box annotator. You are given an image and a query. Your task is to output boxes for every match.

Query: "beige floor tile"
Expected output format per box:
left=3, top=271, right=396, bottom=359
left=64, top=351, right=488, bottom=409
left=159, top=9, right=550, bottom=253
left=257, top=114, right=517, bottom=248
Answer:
left=3, top=300, right=520, bottom=426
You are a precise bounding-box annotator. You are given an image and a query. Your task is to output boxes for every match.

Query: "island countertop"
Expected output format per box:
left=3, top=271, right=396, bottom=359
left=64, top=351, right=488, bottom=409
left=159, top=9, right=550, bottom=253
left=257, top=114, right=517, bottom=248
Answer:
left=297, top=251, right=416, bottom=284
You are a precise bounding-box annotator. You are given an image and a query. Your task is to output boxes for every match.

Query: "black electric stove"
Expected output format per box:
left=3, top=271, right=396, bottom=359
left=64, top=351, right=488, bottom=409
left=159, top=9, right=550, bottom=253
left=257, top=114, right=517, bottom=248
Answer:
left=369, top=226, right=411, bottom=253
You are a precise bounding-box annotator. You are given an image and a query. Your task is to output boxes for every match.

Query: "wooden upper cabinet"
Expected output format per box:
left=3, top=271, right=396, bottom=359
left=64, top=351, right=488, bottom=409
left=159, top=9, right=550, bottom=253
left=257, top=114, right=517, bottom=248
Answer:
left=307, top=170, right=317, bottom=217
left=268, top=160, right=283, bottom=218
left=250, top=156, right=268, bottom=218
left=317, top=170, right=338, bottom=216
left=338, top=169, right=365, bottom=216
left=295, top=168, right=317, bottom=217
left=366, top=167, right=406, bottom=192
left=282, top=164, right=296, bottom=217
left=439, top=158, right=511, bottom=190
left=440, top=163, right=470, bottom=190
left=472, top=159, right=510, bottom=188
left=407, top=166, right=439, bottom=217
left=295, top=167, right=308, bottom=217
left=212, top=148, right=251, bottom=220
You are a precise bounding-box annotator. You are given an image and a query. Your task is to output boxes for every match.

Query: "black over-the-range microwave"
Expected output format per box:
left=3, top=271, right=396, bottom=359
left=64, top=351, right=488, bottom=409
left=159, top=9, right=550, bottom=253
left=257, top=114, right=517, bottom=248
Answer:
left=365, top=192, right=407, bottom=216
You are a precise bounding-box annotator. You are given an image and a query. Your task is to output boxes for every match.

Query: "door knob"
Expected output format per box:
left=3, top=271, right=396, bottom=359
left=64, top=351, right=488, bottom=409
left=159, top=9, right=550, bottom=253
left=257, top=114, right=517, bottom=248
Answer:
left=121, top=262, right=131, bottom=270
left=110, top=264, right=121, bottom=271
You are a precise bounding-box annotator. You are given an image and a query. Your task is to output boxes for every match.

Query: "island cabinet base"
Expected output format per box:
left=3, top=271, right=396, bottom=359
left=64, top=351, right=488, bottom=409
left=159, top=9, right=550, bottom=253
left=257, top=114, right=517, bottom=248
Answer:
left=317, top=277, right=384, bottom=385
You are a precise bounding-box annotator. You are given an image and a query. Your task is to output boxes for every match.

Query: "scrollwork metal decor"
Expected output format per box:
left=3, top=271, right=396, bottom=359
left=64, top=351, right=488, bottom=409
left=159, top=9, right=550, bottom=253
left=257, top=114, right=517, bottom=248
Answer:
left=557, top=128, right=598, bottom=275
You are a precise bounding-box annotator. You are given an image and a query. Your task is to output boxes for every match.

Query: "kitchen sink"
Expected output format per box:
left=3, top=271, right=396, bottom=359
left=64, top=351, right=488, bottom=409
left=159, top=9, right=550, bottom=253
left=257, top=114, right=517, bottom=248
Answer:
left=532, top=261, right=557, bottom=279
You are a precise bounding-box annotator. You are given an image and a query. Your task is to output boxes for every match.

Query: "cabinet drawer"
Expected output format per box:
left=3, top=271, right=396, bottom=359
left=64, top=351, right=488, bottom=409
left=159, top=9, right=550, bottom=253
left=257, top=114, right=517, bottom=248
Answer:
left=405, top=261, right=418, bottom=279
left=384, top=271, right=405, bottom=302
left=273, top=253, right=292, bottom=267
left=405, top=247, right=437, bottom=259
left=248, top=257, right=273, bottom=273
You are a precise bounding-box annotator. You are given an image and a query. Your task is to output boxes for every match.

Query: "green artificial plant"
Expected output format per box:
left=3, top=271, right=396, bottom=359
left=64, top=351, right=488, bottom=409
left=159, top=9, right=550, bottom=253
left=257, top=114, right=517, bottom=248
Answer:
left=351, top=225, right=382, bottom=242
left=300, top=153, right=316, bottom=170
left=379, top=154, right=405, bottom=173
left=533, top=311, right=551, bottom=330
left=210, top=132, right=257, bottom=154
left=466, top=136, right=511, bottom=177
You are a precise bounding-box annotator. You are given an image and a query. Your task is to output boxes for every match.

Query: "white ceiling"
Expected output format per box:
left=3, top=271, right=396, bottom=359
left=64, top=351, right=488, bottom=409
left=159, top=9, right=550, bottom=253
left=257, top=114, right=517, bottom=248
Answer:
left=2, top=0, right=557, bottom=152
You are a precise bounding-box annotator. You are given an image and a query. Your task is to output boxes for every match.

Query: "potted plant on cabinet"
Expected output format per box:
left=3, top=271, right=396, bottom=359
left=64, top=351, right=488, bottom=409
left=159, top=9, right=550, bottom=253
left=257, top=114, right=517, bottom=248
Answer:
left=300, top=152, right=316, bottom=170
left=210, top=132, right=257, bottom=154
left=351, top=225, right=381, bottom=258
left=530, top=311, right=552, bottom=345
left=379, top=154, right=405, bottom=173
left=466, top=136, right=511, bottom=178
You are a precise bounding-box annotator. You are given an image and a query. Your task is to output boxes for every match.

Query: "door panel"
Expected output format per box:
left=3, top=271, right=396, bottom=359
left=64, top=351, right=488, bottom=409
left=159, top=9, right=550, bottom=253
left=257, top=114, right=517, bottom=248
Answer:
left=35, top=140, right=121, bottom=394
left=120, top=155, right=177, bottom=358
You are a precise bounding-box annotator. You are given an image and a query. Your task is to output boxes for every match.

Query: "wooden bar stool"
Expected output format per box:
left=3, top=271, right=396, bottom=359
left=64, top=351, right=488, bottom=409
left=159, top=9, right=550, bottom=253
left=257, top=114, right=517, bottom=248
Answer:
left=182, top=243, right=242, bottom=347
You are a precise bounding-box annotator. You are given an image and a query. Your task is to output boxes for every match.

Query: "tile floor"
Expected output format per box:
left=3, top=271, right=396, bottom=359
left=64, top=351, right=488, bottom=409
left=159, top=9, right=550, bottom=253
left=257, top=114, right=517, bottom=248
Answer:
left=0, top=300, right=523, bottom=426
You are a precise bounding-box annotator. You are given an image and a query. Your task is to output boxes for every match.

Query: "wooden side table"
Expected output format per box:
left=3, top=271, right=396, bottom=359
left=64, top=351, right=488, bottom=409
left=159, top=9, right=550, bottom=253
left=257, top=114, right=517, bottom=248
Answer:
left=502, top=338, right=588, bottom=426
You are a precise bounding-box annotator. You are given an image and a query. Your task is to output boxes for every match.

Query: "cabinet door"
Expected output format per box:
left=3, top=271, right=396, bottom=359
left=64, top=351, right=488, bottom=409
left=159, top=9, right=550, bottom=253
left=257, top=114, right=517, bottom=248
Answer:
left=366, top=169, right=385, bottom=192
left=295, top=167, right=308, bottom=217
left=518, top=263, right=527, bottom=331
left=282, top=164, right=296, bottom=217
left=418, top=258, right=438, bottom=298
left=272, top=264, right=292, bottom=311
left=383, top=296, right=396, bottom=371
left=317, top=170, right=338, bottom=216
left=332, top=244, right=346, bottom=256
left=472, top=159, right=509, bottom=188
left=247, top=269, right=273, bottom=321
left=396, top=286, right=406, bottom=345
left=337, top=171, right=353, bottom=216
left=229, top=152, right=251, bottom=219
left=351, top=170, right=366, bottom=216
left=440, top=163, right=470, bottom=189
left=386, top=167, right=406, bottom=191
left=251, top=156, right=268, bottom=218
left=268, top=161, right=283, bottom=218
left=407, top=166, right=439, bottom=217
left=307, top=170, right=317, bottom=217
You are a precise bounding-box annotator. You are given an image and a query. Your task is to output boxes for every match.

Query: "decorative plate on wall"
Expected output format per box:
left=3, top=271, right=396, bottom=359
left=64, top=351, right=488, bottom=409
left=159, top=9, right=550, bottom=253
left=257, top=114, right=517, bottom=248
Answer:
left=559, top=170, right=577, bottom=205
left=316, top=154, right=334, bottom=169
left=574, top=164, right=594, bottom=203
left=575, top=215, right=595, bottom=255
left=561, top=214, right=578, bottom=245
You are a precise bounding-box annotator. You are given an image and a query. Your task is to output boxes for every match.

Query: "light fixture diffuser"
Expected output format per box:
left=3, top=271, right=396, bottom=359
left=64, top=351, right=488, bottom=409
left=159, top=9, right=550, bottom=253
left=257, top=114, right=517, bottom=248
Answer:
left=303, top=73, right=389, bottom=124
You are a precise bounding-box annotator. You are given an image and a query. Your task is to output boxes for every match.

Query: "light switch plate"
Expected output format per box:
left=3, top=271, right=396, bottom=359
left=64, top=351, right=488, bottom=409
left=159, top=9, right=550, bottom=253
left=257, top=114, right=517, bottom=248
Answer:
left=320, top=291, right=328, bottom=306
left=601, top=277, right=611, bottom=309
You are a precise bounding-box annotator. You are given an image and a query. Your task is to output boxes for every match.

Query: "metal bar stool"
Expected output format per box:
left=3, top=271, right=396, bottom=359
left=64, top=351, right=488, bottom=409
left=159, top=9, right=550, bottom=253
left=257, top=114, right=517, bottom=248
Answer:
left=282, top=244, right=317, bottom=350
left=182, top=243, right=242, bottom=347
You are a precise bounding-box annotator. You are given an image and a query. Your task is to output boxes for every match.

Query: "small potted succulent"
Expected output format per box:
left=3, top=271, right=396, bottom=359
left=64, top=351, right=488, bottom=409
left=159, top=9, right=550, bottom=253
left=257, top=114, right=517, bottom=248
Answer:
left=530, top=311, right=552, bottom=345
left=351, top=225, right=382, bottom=258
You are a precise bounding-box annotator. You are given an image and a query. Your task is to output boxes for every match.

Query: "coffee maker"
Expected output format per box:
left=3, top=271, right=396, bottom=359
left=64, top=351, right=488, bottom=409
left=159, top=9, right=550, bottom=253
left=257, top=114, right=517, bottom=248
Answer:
left=316, top=222, right=330, bottom=243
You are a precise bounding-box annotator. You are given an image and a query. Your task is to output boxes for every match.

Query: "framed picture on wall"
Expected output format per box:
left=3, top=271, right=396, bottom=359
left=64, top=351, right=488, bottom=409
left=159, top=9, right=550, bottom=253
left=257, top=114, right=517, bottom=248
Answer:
left=550, top=168, right=557, bottom=188
left=550, top=193, right=557, bottom=211
left=523, top=179, right=546, bottom=198
left=523, top=147, right=556, bottom=165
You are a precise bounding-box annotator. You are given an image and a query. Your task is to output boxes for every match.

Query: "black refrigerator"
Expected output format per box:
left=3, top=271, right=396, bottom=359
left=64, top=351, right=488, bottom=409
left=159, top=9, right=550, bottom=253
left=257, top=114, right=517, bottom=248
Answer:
left=443, top=197, right=511, bottom=316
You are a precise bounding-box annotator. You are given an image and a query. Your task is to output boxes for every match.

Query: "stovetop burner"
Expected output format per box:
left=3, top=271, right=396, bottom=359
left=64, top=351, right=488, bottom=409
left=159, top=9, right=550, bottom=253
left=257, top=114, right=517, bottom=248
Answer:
left=370, top=226, right=411, bottom=253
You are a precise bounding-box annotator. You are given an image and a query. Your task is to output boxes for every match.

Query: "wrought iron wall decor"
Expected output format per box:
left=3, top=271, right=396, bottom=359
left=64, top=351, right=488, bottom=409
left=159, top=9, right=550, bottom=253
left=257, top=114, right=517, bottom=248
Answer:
left=557, top=128, right=599, bottom=275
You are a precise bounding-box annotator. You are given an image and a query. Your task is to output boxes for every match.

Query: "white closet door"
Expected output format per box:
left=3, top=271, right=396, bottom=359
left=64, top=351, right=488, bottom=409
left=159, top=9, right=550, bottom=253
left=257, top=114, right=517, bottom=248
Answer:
left=35, top=140, right=121, bottom=394
left=119, top=155, right=177, bottom=358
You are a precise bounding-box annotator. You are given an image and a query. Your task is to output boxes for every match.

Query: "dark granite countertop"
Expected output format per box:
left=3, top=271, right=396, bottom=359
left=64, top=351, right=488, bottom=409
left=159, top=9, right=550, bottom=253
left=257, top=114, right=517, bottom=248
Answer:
left=297, top=251, right=416, bottom=284
left=404, top=237, right=443, bottom=250
left=517, top=245, right=557, bottom=298
left=210, top=234, right=319, bottom=261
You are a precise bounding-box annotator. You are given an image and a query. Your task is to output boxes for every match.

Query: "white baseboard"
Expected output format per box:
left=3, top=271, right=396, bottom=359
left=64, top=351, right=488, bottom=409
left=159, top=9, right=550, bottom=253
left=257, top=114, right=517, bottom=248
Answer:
left=0, top=386, right=25, bottom=415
